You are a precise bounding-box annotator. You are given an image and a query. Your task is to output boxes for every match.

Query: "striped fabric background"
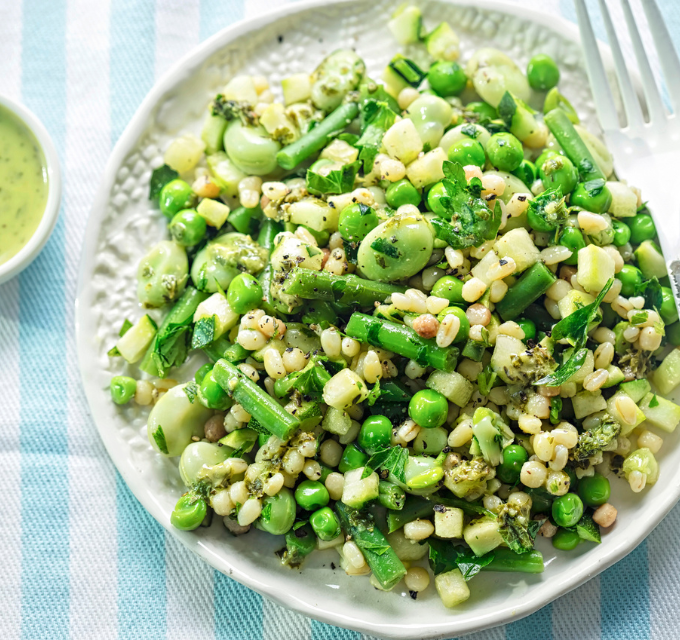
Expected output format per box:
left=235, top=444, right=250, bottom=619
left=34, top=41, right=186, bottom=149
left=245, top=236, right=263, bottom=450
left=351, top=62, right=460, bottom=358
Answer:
left=1, top=0, right=680, bottom=638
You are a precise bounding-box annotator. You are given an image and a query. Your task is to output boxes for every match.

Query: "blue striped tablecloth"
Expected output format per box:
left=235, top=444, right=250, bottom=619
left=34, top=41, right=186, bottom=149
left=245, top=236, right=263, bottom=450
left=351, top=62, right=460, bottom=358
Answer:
left=2, top=1, right=680, bottom=638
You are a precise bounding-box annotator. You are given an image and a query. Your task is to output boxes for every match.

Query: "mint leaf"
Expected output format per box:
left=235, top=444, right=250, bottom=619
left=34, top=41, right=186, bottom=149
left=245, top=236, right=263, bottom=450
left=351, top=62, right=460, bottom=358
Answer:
left=366, top=379, right=382, bottom=406
left=149, top=164, right=179, bottom=201
left=183, top=382, right=199, bottom=404
left=152, top=425, right=169, bottom=455
left=634, top=277, right=663, bottom=311
left=365, top=446, right=409, bottom=484
left=306, top=160, right=360, bottom=196
left=477, top=364, right=497, bottom=396
left=650, top=394, right=659, bottom=408
left=192, top=315, right=216, bottom=350
left=370, top=237, right=402, bottom=259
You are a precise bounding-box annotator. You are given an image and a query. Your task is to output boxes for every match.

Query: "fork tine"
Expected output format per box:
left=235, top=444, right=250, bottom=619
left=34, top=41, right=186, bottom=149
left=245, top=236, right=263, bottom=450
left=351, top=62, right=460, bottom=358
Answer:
left=620, top=0, right=667, bottom=123
left=575, top=0, right=620, bottom=129
left=641, top=0, right=680, bottom=113
left=597, top=0, right=645, bottom=129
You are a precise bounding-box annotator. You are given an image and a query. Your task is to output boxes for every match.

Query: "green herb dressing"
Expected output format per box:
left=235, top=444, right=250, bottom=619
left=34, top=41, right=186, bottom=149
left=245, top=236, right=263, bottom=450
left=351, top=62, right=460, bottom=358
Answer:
left=0, top=104, right=48, bottom=265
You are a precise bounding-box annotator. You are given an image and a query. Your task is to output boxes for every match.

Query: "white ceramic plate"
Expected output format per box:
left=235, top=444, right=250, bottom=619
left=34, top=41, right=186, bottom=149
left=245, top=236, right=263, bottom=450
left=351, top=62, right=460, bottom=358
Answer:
left=76, top=1, right=680, bottom=637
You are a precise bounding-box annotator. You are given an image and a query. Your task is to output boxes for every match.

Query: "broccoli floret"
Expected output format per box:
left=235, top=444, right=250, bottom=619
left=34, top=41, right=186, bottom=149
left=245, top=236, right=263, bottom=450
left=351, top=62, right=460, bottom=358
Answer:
left=497, top=497, right=540, bottom=554
left=618, top=347, right=654, bottom=380
left=211, top=94, right=258, bottom=126
left=470, top=407, right=514, bottom=466
left=443, top=457, right=492, bottom=499
left=572, top=415, right=620, bottom=462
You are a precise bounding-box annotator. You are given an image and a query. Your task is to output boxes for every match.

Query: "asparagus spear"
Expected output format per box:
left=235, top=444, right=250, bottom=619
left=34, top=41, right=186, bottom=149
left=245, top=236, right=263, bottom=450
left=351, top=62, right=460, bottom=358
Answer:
left=335, top=502, right=407, bottom=590
left=277, top=102, right=360, bottom=170
left=544, top=109, right=605, bottom=182
left=212, top=359, right=301, bottom=441
left=281, top=267, right=406, bottom=308
left=495, top=262, right=556, bottom=321
left=345, top=313, right=460, bottom=372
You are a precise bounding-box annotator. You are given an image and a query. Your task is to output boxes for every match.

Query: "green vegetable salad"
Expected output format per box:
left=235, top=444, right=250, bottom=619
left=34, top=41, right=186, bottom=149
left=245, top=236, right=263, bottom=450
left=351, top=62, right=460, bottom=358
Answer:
left=108, top=4, right=680, bottom=609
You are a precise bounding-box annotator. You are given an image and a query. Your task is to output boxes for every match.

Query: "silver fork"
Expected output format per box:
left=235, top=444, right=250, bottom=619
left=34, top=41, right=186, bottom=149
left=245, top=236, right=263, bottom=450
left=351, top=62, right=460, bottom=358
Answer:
left=575, top=0, right=680, bottom=303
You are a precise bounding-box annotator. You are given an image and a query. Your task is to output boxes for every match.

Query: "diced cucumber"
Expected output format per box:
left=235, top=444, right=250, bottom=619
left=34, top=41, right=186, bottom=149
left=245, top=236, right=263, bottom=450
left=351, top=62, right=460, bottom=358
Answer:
left=602, top=364, right=625, bottom=388
left=619, top=378, right=651, bottom=403
left=606, top=390, right=645, bottom=435
left=425, top=22, right=460, bottom=62
left=654, top=348, right=680, bottom=395
left=558, top=289, right=595, bottom=319
left=577, top=245, right=615, bottom=293
left=434, top=506, right=464, bottom=539
left=562, top=348, right=594, bottom=384
left=286, top=399, right=322, bottom=431
left=194, top=293, right=239, bottom=340
left=639, top=392, right=680, bottom=433
left=435, top=568, right=470, bottom=608
left=406, top=147, right=447, bottom=188
left=606, top=181, right=637, bottom=217
left=281, top=73, right=312, bottom=105
left=201, top=113, right=228, bottom=155
left=219, top=428, right=258, bottom=454
left=471, top=250, right=501, bottom=286
left=572, top=390, right=607, bottom=420
left=463, top=516, right=503, bottom=556
left=494, top=227, right=540, bottom=273
left=196, top=198, right=230, bottom=228
left=115, top=314, right=157, bottom=363
left=342, top=467, right=380, bottom=508
left=426, top=370, right=474, bottom=407
left=322, top=406, right=353, bottom=436
left=206, top=152, right=247, bottom=198
left=635, top=240, right=667, bottom=279
left=388, top=4, right=422, bottom=45
left=490, top=335, right=524, bottom=384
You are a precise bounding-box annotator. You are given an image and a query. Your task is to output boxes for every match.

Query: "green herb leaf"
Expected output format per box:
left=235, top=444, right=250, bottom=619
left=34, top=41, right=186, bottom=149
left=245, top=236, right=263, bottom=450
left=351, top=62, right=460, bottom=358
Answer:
left=583, top=178, right=605, bottom=197
left=366, top=379, right=382, bottom=406
left=634, top=277, right=663, bottom=311
left=119, top=318, right=133, bottom=336
left=306, top=160, right=361, bottom=196
left=192, top=315, right=216, bottom=350
left=370, top=237, right=402, bottom=259
left=152, top=425, right=169, bottom=455
left=149, top=164, right=179, bottom=201
left=355, top=100, right=397, bottom=172
left=497, top=91, right=517, bottom=128
left=183, top=382, right=199, bottom=404
left=550, top=397, right=562, bottom=425
left=529, top=187, right=568, bottom=231
left=428, top=538, right=494, bottom=578
left=460, top=123, right=480, bottom=139
left=477, top=365, right=497, bottom=396
left=650, top=394, right=659, bottom=408
left=365, top=446, right=409, bottom=484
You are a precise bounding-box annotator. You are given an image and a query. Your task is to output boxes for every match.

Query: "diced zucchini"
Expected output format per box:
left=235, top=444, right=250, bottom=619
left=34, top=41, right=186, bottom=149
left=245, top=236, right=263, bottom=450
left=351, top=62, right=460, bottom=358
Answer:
left=562, top=348, right=594, bottom=384
left=463, top=516, right=503, bottom=556
left=164, top=134, right=205, bottom=175
left=281, top=73, right=312, bottom=105
left=259, top=103, right=299, bottom=145
left=490, top=335, right=525, bottom=384
left=320, top=139, right=359, bottom=164
left=193, top=293, right=239, bottom=340
left=654, top=348, right=680, bottom=395
left=635, top=240, right=667, bottom=279
left=426, top=370, right=474, bottom=407
left=493, top=227, right=540, bottom=273
left=382, top=64, right=410, bottom=98
left=223, top=75, right=258, bottom=104
left=619, top=378, right=651, bottom=403
left=382, top=119, right=423, bottom=166
left=606, top=390, right=646, bottom=435
left=219, top=427, right=258, bottom=454
left=639, top=392, right=680, bottom=433
left=572, top=390, right=607, bottom=420
left=606, top=181, right=637, bottom=217
left=406, top=147, right=447, bottom=189
left=196, top=197, right=230, bottom=228
left=252, top=338, right=286, bottom=363
left=342, top=467, right=380, bottom=508
left=115, top=314, right=157, bottom=363
left=602, top=364, right=625, bottom=388
left=557, top=289, right=596, bottom=320
left=577, top=245, right=615, bottom=294
left=201, top=113, right=228, bottom=155
left=434, top=506, right=464, bottom=539
left=285, top=398, right=322, bottom=431
left=425, top=22, right=460, bottom=61
left=388, top=4, right=422, bottom=45
left=435, top=568, right=470, bottom=608
left=288, top=197, right=338, bottom=232
left=322, top=406, right=353, bottom=436
left=206, top=152, right=247, bottom=198
left=471, top=250, right=501, bottom=285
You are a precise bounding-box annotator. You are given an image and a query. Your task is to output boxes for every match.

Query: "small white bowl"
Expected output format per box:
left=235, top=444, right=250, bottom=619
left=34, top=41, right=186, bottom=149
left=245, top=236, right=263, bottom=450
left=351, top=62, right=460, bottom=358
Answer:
left=0, top=94, right=61, bottom=285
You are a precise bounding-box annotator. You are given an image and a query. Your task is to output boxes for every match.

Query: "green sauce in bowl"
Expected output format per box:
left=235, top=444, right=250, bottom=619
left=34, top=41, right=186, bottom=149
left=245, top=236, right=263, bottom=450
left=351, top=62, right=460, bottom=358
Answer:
left=0, top=103, right=49, bottom=266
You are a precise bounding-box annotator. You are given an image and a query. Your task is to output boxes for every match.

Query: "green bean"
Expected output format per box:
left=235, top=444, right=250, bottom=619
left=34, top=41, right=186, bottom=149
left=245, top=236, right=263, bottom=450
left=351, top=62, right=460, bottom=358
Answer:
left=378, top=481, right=406, bottom=510
left=110, top=376, right=136, bottom=405
left=387, top=495, right=434, bottom=533
left=495, top=262, right=557, bottom=321
left=480, top=548, right=544, bottom=573
left=257, top=219, right=284, bottom=253
left=202, top=337, right=250, bottom=364
left=345, top=312, right=459, bottom=372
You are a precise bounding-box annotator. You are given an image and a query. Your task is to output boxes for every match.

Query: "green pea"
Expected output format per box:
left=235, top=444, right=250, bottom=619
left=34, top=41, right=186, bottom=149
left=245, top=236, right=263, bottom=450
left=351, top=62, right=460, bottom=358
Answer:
left=427, top=61, right=467, bottom=97
left=559, top=227, right=586, bottom=265
left=552, top=527, right=581, bottom=551
left=660, top=286, right=679, bottom=324
left=338, top=203, right=380, bottom=243
left=570, top=182, right=612, bottom=214
left=496, top=444, right=529, bottom=484
left=436, top=306, right=470, bottom=342
left=160, top=179, right=195, bottom=219
left=426, top=181, right=449, bottom=216
left=309, top=506, right=342, bottom=541
left=170, top=493, right=207, bottom=531
left=358, top=415, right=393, bottom=453
left=338, top=443, right=369, bottom=473
left=539, top=154, right=578, bottom=195
left=199, top=370, right=231, bottom=410
left=409, top=389, right=448, bottom=429
left=257, top=487, right=297, bottom=535
left=616, top=264, right=643, bottom=297
left=227, top=273, right=264, bottom=314
left=431, top=276, right=465, bottom=304
left=447, top=138, right=486, bottom=169
left=385, top=179, right=421, bottom=209
left=485, top=133, right=524, bottom=172
left=626, top=213, right=657, bottom=244
left=516, top=318, right=536, bottom=341
left=527, top=54, right=560, bottom=91
left=667, top=321, right=680, bottom=346
left=512, top=159, right=537, bottom=188
left=612, top=219, right=631, bottom=246
left=577, top=473, right=611, bottom=508
left=169, top=209, right=207, bottom=247
left=194, top=363, right=213, bottom=384
left=294, top=480, right=330, bottom=511
left=466, top=101, right=498, bottom=121
left=551, top=493, right=584, bottom=528
left=110, top=376, right=137, bottom=405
